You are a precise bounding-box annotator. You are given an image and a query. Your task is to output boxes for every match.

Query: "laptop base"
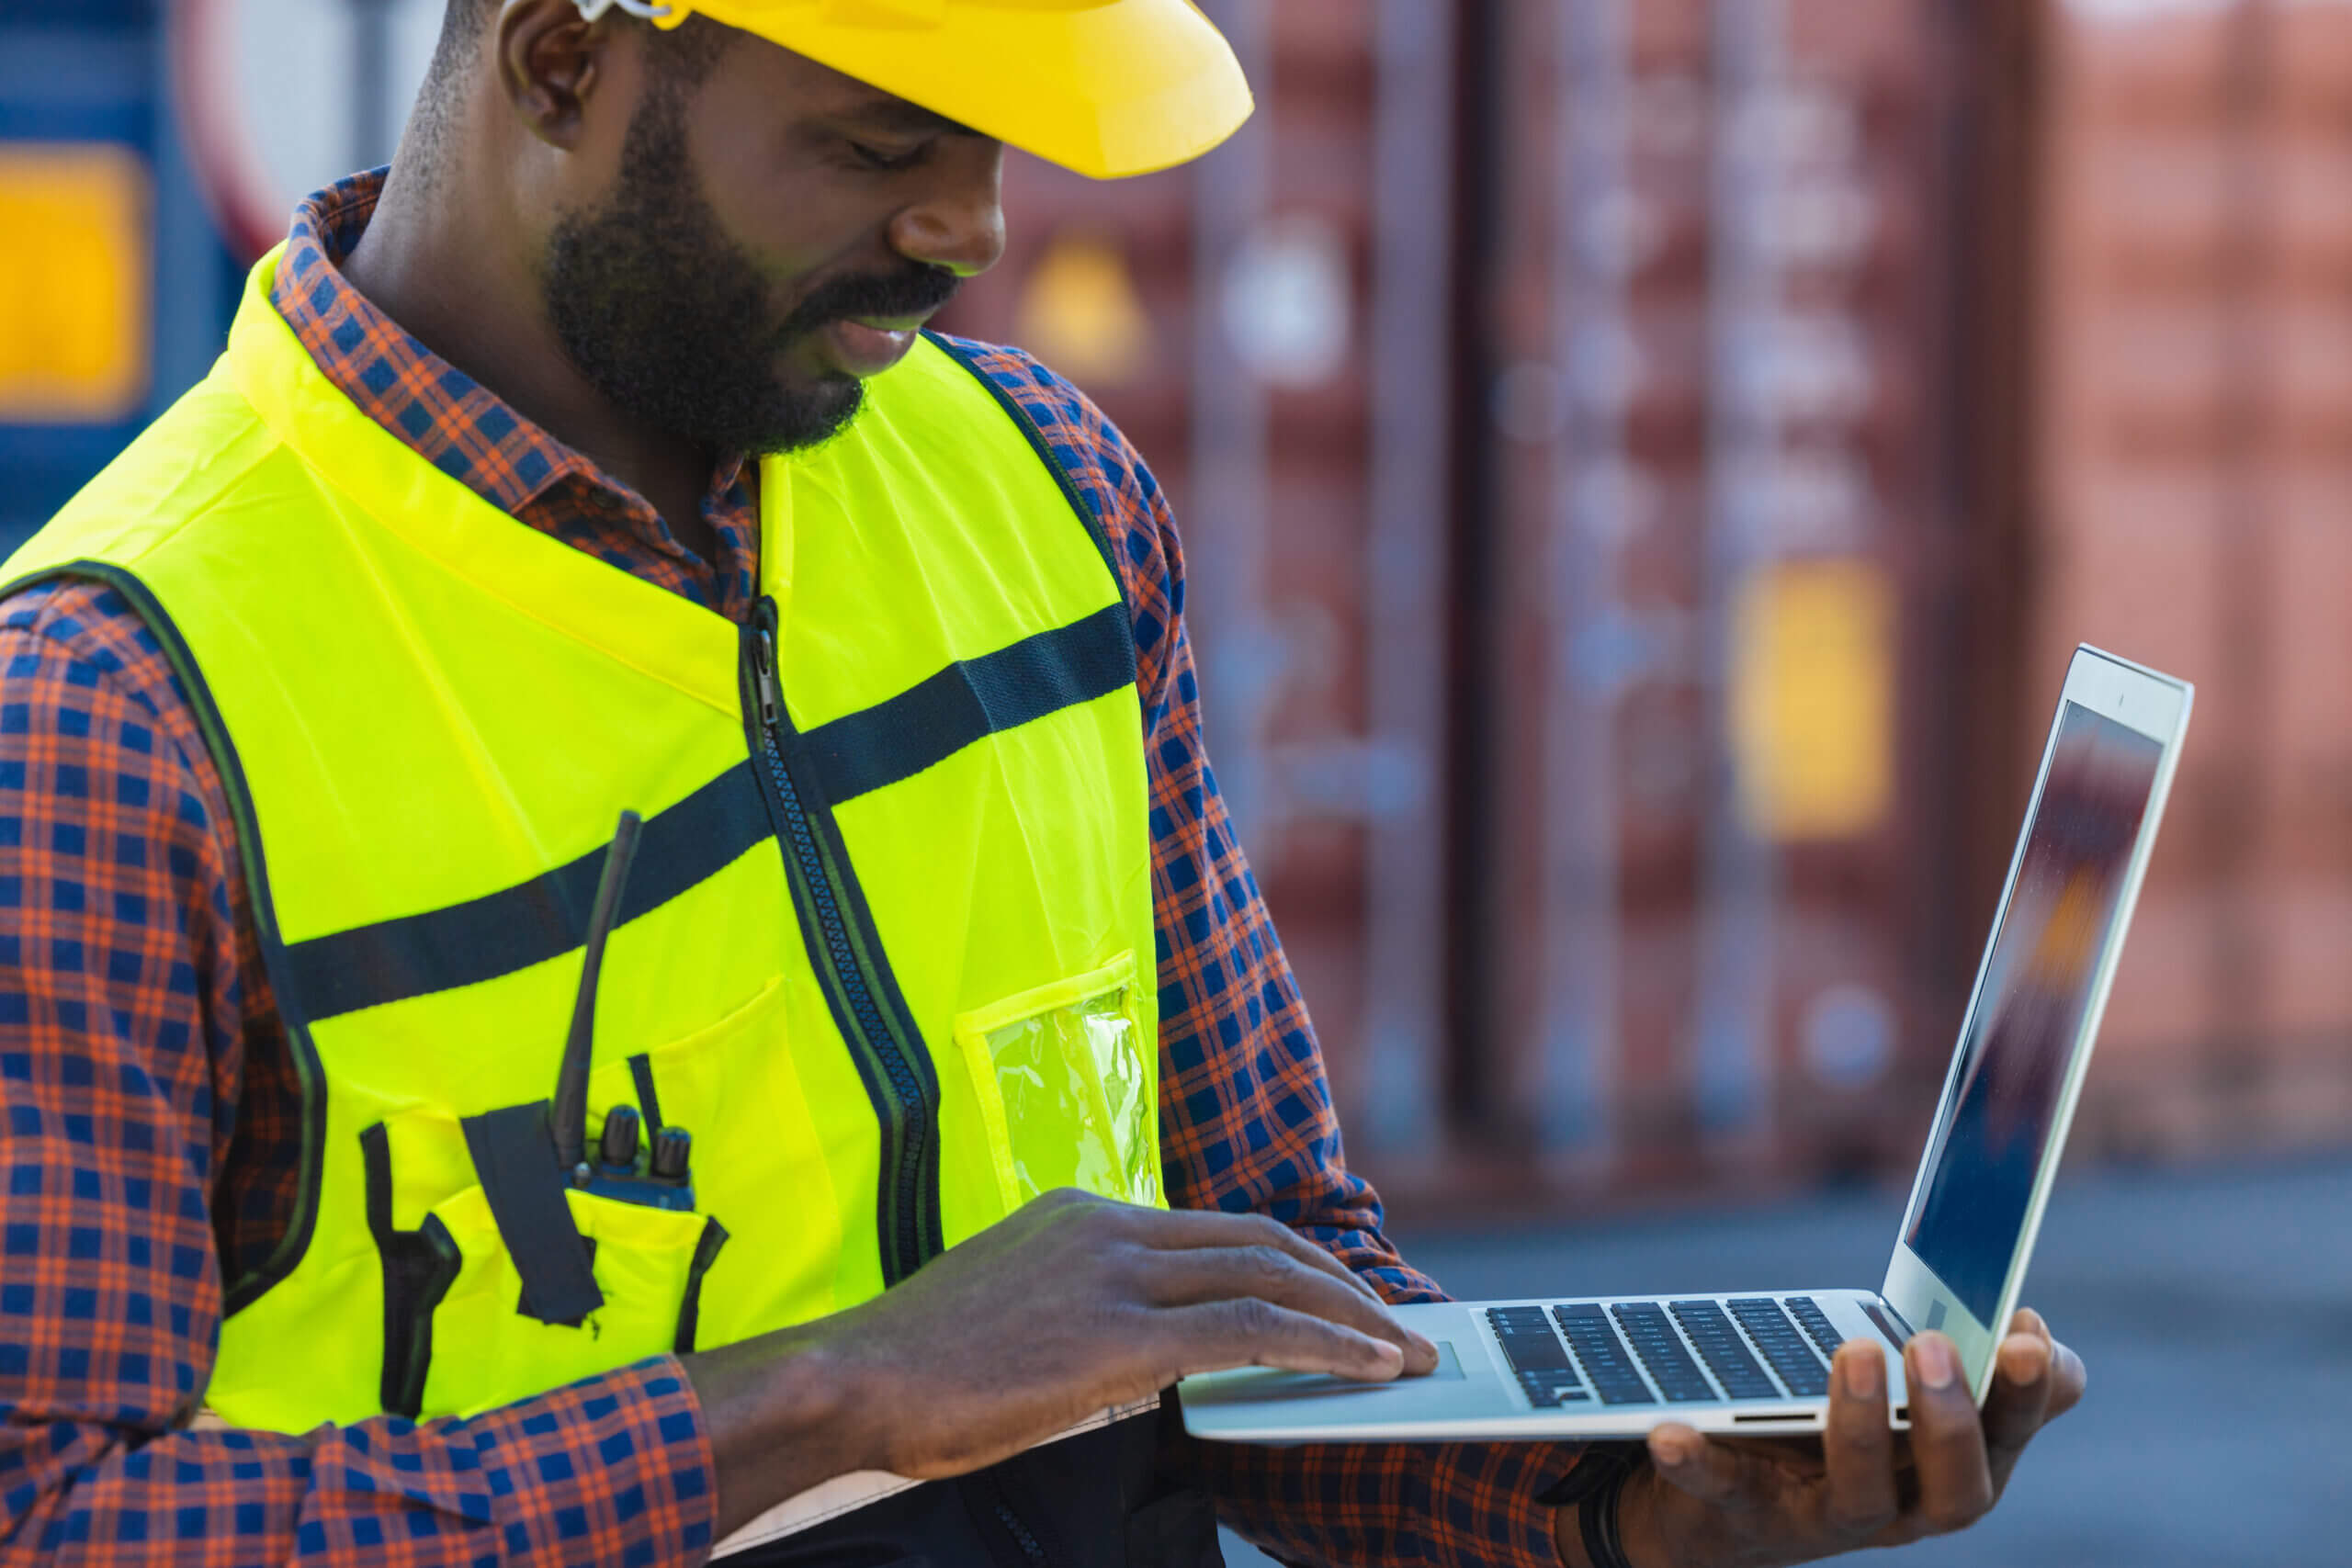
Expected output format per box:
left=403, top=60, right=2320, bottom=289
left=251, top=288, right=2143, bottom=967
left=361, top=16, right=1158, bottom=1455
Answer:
left=1180, top=1291, right=1914, bottom=1443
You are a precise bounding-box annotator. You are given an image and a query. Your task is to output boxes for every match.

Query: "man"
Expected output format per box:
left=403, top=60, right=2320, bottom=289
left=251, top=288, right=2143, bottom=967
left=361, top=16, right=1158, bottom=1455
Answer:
left=0, top=2, right=2083, bottom=1564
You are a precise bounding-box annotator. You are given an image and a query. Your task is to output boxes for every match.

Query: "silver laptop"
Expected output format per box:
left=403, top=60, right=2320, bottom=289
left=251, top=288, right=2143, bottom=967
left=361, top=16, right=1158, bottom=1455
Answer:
left=1182, top=646, right=2191, bottom=1442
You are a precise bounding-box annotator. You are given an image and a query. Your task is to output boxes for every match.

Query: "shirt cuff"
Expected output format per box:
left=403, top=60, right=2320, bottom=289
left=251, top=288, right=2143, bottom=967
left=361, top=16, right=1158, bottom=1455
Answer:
left=462, top=1354, right=717, bottom=1566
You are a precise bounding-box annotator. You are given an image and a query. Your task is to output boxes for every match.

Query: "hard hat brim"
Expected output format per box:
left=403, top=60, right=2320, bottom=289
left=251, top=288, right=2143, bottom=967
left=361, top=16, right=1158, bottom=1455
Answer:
left=684, top=0, right=1255, bottom=180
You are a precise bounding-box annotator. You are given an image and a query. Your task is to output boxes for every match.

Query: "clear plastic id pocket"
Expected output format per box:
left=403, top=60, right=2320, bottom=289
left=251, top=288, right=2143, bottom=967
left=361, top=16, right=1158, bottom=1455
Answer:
left=955, top=951, right=1160, bottom=1212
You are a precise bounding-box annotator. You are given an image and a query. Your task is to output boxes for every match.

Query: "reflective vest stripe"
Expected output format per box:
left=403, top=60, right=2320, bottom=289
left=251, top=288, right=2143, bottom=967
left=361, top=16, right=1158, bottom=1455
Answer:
left=281, top=601, right=1137, bottom=1021
left=803, top=602, right=1135, bottom=805
left=286, top=762, right=772, bottom=1020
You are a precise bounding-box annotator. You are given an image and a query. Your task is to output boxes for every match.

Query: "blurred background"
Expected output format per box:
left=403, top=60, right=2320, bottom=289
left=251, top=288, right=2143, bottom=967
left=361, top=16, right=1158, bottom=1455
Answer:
left=1, top=0, right=2346, bottom=1561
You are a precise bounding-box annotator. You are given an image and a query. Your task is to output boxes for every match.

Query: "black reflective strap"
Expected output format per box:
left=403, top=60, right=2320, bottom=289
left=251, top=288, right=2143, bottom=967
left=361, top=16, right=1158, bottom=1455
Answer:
left=673, top=1217, right=730, bottom=1355
left=458, top=1102, right=604, bottom=1326
left=800, top=604, right=1136, bottom=805
left=284, top=763, right=772, bottom=1021
left=360, top=1122, right=460, bottom=1419
left=282, top=606, right=1133, bottom=1024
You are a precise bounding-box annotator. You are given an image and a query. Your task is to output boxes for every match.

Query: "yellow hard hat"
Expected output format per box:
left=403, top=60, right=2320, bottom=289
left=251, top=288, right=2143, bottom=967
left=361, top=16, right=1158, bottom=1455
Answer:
left=628, top=0, right=1254, bottom=180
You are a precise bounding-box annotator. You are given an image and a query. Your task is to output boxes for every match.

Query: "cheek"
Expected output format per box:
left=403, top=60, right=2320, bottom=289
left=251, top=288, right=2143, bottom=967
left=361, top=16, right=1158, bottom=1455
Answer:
left=683, top=111, right=876, bottom=279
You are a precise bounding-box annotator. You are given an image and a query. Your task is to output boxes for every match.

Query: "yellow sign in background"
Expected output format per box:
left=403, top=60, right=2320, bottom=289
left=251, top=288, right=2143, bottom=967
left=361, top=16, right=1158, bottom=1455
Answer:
left=0, top=142, right=152, bottom=423
left=1012, top=229, right=1154, bottom=388
left=1730, top=558, right=1897, bottom=841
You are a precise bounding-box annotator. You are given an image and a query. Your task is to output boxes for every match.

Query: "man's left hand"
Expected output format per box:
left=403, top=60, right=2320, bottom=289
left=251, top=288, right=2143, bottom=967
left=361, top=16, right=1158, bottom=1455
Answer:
left=1564, top=1307, right=2086, bottom=1568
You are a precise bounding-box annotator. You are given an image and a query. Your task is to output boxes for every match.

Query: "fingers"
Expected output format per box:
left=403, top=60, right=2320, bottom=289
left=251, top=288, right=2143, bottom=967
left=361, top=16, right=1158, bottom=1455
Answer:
left=1645, top=1423, right=1787, bottom=1518
left=1122, top=1206, right=1439, bottom=1373
left=1981, top=1307, right=2085, bottom=1490
left=1145, top=1242, right=1435, bottom=1371
left=1980, top=1314, right=2055, bottom=1480
left=1901, top=1332, right=1996, bottom=1535
left=2025, top=1305, right=2089, bottom=1422
left=1130, top=1206, right=1385, bottom=1302
left=1819, top=1339, right=1902, bottom=1542
left=1164, top=1295, right=1408, bottom=1383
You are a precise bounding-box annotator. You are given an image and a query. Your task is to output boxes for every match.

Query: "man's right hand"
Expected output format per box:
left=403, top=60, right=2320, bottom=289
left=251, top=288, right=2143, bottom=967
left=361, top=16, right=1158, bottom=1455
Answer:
left=681, top=1189, right=1437, bottom=1538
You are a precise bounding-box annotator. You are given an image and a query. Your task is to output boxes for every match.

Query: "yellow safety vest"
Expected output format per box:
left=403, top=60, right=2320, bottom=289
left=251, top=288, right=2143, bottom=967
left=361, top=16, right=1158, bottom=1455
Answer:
left=4, top=251, right=1163, bottom=1430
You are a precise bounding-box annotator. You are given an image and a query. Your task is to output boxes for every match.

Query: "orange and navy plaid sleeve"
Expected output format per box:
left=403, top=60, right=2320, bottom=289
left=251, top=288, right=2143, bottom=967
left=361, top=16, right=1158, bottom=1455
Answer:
left=952, top=339, right=1581, bottom=1568
left=0, top=581, right=718, bottom=1566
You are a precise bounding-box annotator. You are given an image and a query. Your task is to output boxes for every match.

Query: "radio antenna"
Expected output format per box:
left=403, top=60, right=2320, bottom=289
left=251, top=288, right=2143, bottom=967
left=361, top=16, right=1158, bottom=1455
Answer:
left=552, top=810, right=642, bottom=1176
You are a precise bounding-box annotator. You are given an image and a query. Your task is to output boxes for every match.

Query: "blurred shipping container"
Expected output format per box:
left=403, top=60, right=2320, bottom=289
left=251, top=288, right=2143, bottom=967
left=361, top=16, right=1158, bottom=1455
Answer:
left=936, top=0, right=1462, bottom=1165
left=946, top=0, right=2352, bottom=1217
left=2036, top=0, right=2352, bottom=1162
left=1457, top=0, right=1974, bottom=1220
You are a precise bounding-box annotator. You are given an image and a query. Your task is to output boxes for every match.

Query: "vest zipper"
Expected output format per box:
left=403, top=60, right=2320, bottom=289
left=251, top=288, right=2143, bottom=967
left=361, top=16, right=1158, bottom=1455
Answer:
left=741, top=597, right=941, bottom=1286
left=981, top=1472, right=1053, bottom=1568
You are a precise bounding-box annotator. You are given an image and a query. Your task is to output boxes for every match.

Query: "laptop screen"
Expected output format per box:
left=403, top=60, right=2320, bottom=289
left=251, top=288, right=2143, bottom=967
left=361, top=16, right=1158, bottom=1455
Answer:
left=1902, top=699, right=2165, bottom=1325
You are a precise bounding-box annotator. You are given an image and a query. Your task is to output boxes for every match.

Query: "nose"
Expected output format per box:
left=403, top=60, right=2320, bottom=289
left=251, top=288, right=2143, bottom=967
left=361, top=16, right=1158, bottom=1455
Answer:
left=888, top=144, right=1007, bottom=278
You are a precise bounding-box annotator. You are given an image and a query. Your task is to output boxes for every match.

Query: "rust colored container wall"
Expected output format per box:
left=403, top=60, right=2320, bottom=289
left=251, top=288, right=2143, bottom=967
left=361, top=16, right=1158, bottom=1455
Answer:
left=941, top=0, right=2352, bottom=1219
left=2034, top=0, right=2352, bottom=1162
left=1471, top=0, right=1972, bottom=1218
left=933, top=0, right=1462, bottom=1168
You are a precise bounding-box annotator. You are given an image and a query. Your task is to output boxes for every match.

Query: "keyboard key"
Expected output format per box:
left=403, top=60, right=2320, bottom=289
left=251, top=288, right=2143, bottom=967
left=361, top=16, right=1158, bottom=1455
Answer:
left=1609, top=1302, right=1718, bottom=1403
left=1786, top=1297, right=1849, bottom=1363
left=1553, top=1303, right=1657, bottom=1405
left=1485, top=1307, right=1589, bottom=1407
left=1727, top=1298, right=1831, bottom=1398
left=1669, top=1301, right=1781, bottom=1400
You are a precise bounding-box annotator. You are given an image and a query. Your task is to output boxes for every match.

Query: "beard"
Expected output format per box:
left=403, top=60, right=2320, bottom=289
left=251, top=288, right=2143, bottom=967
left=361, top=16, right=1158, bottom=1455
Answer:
left=539, top=83, right=961, bottom=457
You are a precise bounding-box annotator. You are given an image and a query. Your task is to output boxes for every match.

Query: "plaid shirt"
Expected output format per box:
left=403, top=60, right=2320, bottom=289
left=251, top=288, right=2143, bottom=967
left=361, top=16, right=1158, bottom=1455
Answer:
left=0, top=173, right=1572, bottom=1567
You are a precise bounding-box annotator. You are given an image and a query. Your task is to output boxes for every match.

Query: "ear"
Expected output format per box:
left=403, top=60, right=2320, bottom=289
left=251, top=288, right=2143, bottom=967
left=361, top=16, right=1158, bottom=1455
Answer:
left=496, top=0, right=616, bottom=151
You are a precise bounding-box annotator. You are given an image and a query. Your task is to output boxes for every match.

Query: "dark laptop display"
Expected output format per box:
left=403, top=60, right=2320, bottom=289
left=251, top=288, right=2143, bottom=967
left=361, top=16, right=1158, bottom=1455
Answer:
left=1902, top=702, right=2165, bottom=1323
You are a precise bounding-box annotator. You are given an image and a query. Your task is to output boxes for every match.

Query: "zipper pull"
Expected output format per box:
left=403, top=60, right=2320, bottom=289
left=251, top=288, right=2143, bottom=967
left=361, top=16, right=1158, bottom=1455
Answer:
left=753, top=628, right=781, bottom=730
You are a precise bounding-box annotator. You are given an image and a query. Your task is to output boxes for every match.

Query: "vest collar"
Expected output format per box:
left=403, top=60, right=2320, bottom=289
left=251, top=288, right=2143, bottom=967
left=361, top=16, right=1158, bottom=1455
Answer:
left=225, top=246, right=745, bottom=720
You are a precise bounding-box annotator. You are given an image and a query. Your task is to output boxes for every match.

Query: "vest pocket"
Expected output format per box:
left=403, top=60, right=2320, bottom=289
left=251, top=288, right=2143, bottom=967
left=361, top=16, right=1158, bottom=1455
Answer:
left=954, top=951, right=1160, bottom=1213
left=356, top=970, right=828, bottom=1418
left=415, top=1183, right=718, bottom=1419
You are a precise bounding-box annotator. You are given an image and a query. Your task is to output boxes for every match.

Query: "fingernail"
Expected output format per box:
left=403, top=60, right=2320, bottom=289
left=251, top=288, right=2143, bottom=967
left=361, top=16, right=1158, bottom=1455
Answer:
left=1843, top=1347, right=1883, bottom=1399
left=1649, top=1429, right=1692, bottom=1467
left=2000, top=1335, right=2047, bottom=1386
left=1913, top=1334, right=1958, bottom=1391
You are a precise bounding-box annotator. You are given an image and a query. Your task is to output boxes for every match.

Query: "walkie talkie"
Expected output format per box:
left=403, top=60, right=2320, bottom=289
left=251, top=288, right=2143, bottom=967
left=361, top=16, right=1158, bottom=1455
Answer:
left=551, top=810, right=697, bottom=1213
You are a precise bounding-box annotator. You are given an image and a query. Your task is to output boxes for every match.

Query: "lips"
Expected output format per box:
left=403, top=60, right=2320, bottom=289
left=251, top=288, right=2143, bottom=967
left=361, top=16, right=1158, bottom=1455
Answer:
left=819, top=314, right=933, bottom=378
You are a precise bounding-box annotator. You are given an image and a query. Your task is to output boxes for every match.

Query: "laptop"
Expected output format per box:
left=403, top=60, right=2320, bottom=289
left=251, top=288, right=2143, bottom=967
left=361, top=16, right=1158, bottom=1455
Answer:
left=1181, top=646, right=2191, bottom=1442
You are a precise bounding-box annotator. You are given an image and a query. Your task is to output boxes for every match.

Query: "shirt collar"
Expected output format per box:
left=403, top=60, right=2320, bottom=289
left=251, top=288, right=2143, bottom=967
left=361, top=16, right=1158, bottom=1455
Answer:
left=267, top=170, right=752, bottom=547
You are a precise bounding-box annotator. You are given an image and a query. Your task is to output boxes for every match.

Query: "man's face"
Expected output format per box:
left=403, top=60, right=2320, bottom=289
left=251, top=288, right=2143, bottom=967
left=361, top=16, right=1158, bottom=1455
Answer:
left=539, top=31, right=1006, bottom=457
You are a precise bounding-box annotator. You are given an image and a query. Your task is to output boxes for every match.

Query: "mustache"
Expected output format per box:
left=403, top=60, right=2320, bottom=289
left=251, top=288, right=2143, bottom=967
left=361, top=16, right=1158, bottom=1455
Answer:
left=780, top=265, right=964, bottom=341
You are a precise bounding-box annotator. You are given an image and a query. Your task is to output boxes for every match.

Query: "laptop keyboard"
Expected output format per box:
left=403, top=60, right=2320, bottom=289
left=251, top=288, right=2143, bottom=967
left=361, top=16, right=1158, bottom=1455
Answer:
left=1611, top=1303, right=1719, bottom=1402
left=1786, top=1297, right=1848, bottom=1361
left=1553, top=1304, right=1653, bottom=1405
left=1728, top=1298, right=1833, bottom=1397
left=1485, top=1296, right=1850, bottom=1408
left=1668, top=1301, right=1781, bottom=1400
left=1485, top=1306, right=1590, bottom=1406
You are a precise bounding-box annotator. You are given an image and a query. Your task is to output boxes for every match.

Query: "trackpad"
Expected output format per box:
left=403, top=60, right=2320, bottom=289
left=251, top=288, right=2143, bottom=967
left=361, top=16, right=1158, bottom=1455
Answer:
left=1183, top=1340, right=1466, bottom=1405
